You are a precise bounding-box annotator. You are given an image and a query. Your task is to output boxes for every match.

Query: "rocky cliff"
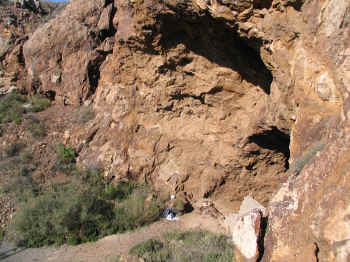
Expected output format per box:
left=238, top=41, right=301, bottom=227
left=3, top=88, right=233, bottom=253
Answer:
left=20, top=0, right=350, bottom=260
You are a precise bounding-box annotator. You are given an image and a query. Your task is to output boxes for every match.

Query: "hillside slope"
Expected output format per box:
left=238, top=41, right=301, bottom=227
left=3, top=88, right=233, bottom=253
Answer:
left=4, top=0, right=350, bottom=260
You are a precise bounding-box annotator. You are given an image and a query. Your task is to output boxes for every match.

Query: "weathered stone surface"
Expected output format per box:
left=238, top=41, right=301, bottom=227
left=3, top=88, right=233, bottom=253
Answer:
left=23, top=0, right=115, bottom=104
left=231, top=209, right=262, bottom=262
left=262, top=112, right=350, bottom=261
left=239, top=196, right=267, bottom=217
left=97, top=3, right=113, bottom=31
left=20, top=0, right=350, bottom=259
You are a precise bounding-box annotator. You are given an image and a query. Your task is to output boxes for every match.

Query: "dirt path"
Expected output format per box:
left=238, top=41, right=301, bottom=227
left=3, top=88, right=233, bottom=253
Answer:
left=0, top=213, right=227, bottom=262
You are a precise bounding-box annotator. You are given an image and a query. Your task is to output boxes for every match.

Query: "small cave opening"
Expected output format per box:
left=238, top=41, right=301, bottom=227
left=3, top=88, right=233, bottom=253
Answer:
left=153, top=12, right=272, bottom=94
left=248, top=126, right=290, bottom=169
left=86, top=54, right=107, bottom=99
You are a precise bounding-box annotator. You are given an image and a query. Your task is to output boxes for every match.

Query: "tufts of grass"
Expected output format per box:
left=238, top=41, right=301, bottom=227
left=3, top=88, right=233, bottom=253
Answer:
left=0, top=93, right=51, bottom=125
left=290, top=142, right=325, bottom=174
left=7, top=166, right=165, bottom=248
left=74, top=106, right=95, bottom=124
left=113, top=187, right=164, bottom=231
left=27, top=115, right=47, bottom=138
left=51, top=143, right=76, bottom=174
left=0, top=92, right=26, bottom=124
left=130, top=230, right=233, bottom=262
left=28, top=95, right=51, bottom=113
left=130, top=239, right=168, bottom=262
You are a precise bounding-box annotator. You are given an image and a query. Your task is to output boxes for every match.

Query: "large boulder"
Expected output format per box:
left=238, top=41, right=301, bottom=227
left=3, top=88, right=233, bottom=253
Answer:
left=226, top=197, right=266, bottom=262
left=23, top=0, right=116, bottom=104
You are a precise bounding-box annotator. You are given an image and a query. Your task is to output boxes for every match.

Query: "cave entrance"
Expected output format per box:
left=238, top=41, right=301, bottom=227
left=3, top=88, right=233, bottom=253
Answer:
left=155, top=12, right=273, bottom=94
left=248, top=126, right=290, bottom=169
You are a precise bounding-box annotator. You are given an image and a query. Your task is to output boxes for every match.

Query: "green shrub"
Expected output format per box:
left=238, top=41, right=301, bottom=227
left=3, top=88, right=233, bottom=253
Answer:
left=28, top=95, right=51, bottom=112
left=9, top=183, right=115, bottom=247
left=8, top=174, right=165, bottom=248
left=0, top=92, right=26, bottom=124
left=3, top=172, right=39, bottom=203
left=113, top=187, right=164, bottom=230
left=0, top=93, right=50, bottom=125
left=103, top=182, right=135, bottom=201
left=130, top=231, right=233, bottom=262
left=52, top=144, right=76, bottom=174
left=130, top=239, right=169, bottom=262
left=27, top=116, right=47, bottom=138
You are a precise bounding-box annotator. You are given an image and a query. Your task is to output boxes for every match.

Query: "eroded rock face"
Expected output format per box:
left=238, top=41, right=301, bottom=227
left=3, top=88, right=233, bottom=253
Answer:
left=260, top=0, right=350, bottom=261
left=25, top=0, right=297, bottom=209
left=0, top=1, right=66, bottom=91
left=22, top=0, right=350, bottom=259
left=23, top=0, right=115, bottom=104
left=263, top=113, right=350, bottom=262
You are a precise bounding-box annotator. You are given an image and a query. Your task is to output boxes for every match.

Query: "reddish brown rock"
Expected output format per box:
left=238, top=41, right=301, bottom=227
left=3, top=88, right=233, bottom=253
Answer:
left=23, top=0, right=115, bottom=104
left=20, top=0, right=350, bottom=259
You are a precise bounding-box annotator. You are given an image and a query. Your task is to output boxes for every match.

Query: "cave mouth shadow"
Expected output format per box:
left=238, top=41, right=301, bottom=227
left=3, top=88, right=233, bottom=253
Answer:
left=152, top=12, right=272, bottom=94
left=248, top=126, right=290, bottom=169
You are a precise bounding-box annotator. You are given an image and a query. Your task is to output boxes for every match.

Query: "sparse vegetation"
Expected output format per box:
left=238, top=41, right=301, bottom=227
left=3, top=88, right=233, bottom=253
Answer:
left=2, top=142, right=26, bottom=158
left=27, top=115, right=47, bottom=138
left=74, top=105, right=95, bottom=124
left=3, top=169, right=39, bottom=203
left=28, top=95, right=51, bottom=112
left=290, top=142, right=326, bottom=174
left=6, top=166, right=165, bottom=248
left=0, top=92, right=51, bottom=124
left=130, top=230, right=233, bottom=262
left=0, top=229, right=4, bottom=244
left=0, top=92, right=26, bottom=124
left=51, top=143, right=76, bottom=174
left=40, top=0, right=68, bottom=23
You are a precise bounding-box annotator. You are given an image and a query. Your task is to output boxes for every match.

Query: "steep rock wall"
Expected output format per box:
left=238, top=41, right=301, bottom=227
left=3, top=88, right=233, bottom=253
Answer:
left=22, top=4, right=350, bottom=260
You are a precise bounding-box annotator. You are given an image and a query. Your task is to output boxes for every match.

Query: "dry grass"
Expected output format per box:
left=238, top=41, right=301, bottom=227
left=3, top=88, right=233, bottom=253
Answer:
left=130, top=230, right=233, bottom=262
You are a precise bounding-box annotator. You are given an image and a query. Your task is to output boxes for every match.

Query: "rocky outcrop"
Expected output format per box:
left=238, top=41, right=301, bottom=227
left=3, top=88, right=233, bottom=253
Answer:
left=260, top=0, right=350, bottom=261
left=0, top=1, right=66, bottom=91
left=26, top=0, right=295, bottom=209
left=262, top=113, right=350, bottom=262
left=226, top=196, right=267, bottom=261
left=23, top=0, right=115, bottom=104
left=21, top=0, right=350, bottom=259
